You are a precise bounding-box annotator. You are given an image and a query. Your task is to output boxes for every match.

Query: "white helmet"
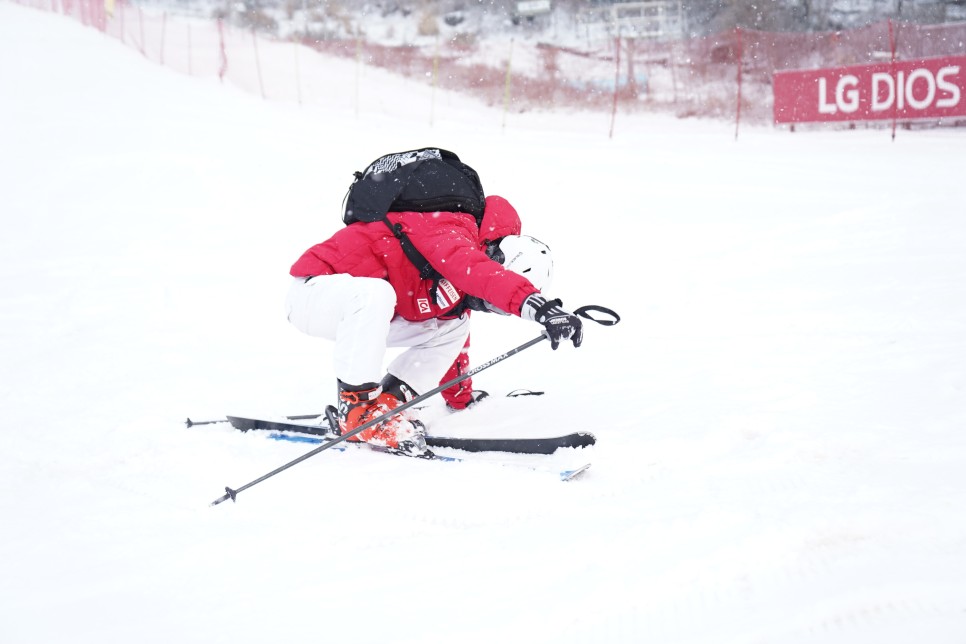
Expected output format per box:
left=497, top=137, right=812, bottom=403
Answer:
left=487, top=235, right=554, bottom=292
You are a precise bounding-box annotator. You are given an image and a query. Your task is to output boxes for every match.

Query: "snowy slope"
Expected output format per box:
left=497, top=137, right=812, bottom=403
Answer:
left=2, top=3, right=966, bottom=643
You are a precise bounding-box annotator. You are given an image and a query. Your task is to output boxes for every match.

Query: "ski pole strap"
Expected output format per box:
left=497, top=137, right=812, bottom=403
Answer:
left=507, top=389, right=544, bottom=397
left=574, top=304, right=620, bottom=326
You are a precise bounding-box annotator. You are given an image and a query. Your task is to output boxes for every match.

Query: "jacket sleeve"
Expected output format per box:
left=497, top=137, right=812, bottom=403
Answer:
left=396, top=212, right=538, bottom=316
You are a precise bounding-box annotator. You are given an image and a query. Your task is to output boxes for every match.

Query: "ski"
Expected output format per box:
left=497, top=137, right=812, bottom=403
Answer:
left=224, top=415, right=596, bottom=455
left=263, top=431, right=591, bottom=481
left=189, top=391, right=545, bottom=428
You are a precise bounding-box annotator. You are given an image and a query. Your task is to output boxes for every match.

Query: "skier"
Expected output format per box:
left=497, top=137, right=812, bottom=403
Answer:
left=285, top=193, right=584, bottom=457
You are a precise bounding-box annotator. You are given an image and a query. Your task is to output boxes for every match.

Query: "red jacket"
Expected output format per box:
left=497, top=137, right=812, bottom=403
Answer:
left=290, top=196, right=538, bottom=321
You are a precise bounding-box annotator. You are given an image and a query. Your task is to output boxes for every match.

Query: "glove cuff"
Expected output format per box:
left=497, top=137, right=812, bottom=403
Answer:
left=522, top=293, right=563, bottom=323
left=521, top=294, right=542, bottom=321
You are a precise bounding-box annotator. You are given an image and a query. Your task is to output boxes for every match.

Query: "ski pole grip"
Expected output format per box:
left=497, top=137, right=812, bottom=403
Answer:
left=574, top=305, right=620, bottom=326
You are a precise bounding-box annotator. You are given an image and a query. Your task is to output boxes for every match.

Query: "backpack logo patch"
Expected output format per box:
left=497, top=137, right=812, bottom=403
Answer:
left=365, top=149, right=442, bottom=178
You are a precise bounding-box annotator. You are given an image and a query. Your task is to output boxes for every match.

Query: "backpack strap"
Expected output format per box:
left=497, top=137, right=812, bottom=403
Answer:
left=386, top=220, right=438, bottom=280
left=385, top=219, right=443, bottom=304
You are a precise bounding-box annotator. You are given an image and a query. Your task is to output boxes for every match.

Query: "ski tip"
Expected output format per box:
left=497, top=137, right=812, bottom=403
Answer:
left=268, top=432, right=323, bottom=445
left=560, top=463, right=591, bottom=481
left=551, top=433, right=596, bottom=452
left=225, top=415, right=255, bottom=431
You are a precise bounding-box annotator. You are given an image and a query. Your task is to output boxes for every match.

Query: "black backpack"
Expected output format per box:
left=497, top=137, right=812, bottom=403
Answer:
left=342, top=148, right=486, bottom=285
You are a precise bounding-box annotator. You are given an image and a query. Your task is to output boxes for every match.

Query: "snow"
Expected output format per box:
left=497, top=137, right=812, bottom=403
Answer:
left=3, top=2, right=966, bottom=642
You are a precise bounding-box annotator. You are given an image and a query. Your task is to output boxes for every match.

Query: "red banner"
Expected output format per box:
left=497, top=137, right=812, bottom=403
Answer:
left=774, top=56, right=966, bottom=124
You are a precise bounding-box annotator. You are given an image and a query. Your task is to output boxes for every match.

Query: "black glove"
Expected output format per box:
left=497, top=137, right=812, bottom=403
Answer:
left=447, top=390, right=489, bottom=412
left=521, top=294, right=583, bottom=350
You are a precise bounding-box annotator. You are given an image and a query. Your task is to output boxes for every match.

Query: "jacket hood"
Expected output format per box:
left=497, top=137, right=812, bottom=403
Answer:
left=477, top=195, right=522, bottom=246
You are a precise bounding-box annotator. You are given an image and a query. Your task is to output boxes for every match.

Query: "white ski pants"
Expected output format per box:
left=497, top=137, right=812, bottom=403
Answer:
left=285, top=275, right=470, bottom=395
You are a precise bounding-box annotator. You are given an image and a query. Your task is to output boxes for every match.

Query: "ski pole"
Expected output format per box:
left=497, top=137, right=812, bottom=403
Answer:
left=210, top=334, right=547, bottom=506
left=209, top=304, right=619, bottom=506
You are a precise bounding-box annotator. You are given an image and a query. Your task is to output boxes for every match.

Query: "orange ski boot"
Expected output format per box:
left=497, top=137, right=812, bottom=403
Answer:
left=336, top=379, right=429, bottom=457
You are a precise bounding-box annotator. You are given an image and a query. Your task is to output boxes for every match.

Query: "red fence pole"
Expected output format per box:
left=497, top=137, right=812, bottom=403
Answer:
left=160, top=12, right=167, bottom=66
left=735, top=26, right=743, bottom=141
left=609, top=33, right=621, bottom=139
left=138, top=4, right=145, bottom=57
left=293, top=41, right=302, bottom=105
left=252, top=27, right=265, bottom=99
left=888, top=19, right=898, bottom=140
left=217, top=18, right=228, bottom=82
left=187, top=22, right=192, bottom=76
left=252, top=28, right=266, bottom=99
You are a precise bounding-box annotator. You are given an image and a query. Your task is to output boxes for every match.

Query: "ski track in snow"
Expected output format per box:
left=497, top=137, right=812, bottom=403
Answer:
left=2, top=2, right=966, bottom=643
